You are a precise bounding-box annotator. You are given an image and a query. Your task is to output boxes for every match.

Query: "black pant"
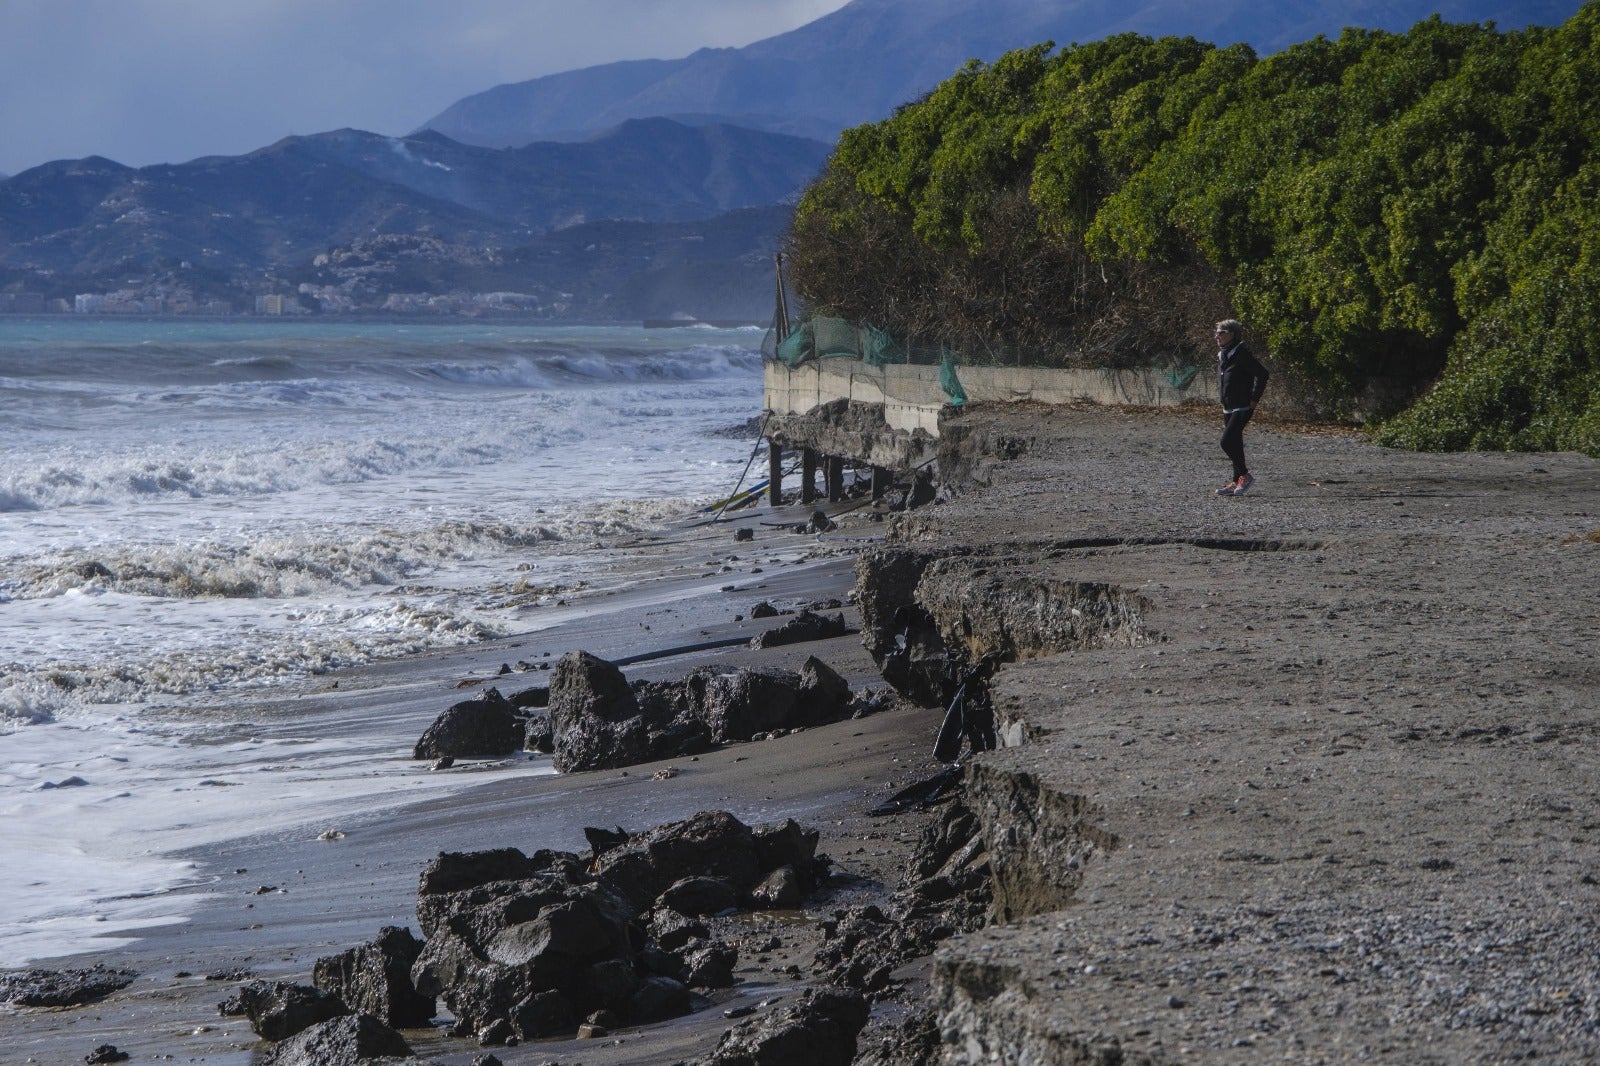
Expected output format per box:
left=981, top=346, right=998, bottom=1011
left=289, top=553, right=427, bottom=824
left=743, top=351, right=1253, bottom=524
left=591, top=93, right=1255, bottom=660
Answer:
left=1221, top=408, right=1253, bottom=479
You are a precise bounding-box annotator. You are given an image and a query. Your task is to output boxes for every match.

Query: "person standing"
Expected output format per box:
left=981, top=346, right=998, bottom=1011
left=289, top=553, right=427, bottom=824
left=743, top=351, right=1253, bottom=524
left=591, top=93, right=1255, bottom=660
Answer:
left=1214, top=319, right=1269, bottom=495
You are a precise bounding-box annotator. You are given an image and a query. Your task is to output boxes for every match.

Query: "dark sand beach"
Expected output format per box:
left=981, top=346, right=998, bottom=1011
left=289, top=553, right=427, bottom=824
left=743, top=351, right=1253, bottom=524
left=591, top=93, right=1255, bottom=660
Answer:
left=7, top=403, right=1599, bottom=1065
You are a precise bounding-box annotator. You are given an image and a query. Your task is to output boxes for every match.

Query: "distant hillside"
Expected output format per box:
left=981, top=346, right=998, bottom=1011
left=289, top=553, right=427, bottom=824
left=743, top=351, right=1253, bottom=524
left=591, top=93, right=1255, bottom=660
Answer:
left=0, top=121, right=829, bottom=276
left=290, top=204, right=794, bottom=322
left=420, top=0, right=1584, bottom=148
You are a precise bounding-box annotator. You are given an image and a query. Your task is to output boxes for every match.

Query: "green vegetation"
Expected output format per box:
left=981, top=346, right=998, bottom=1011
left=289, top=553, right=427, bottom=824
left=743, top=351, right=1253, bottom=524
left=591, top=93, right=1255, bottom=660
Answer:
left=787, top=5, right=1600, bottom=455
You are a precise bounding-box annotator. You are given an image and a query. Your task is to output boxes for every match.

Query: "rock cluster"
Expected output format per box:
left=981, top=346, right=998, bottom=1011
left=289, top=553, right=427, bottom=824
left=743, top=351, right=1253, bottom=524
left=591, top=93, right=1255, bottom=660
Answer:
left=409, top=653, right=859, bottom=774
left=0, top=965, right=135, bottom=1008
left=547, top=651, right=854, bottom=772
left=226, top=810, right=836, bottom=1058
left=815, top=797, right=992, bottom=999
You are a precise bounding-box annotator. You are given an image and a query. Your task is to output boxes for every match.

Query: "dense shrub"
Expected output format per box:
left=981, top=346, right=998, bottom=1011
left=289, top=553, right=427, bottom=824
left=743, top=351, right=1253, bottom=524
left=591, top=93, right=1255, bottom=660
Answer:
left=789, top=5, right=1600, bottom=454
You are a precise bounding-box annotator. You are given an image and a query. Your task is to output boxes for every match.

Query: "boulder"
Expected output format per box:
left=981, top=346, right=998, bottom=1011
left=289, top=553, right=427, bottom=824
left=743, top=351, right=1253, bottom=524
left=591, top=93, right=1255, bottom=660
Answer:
left=628, top=975, right=691, bottom=1024
left=0, top=965, right=134, bottom=1008
left=700, top=670, right=802, bottom=742
left=659, top=875, right=739, bottom=917
left=412, top=688, right=525, bottom=760
left=260, top=1013, right=412, bottom=1066
left=748, top=609, right=848, bottom=650
left=312, top=925, right=434, bottom=1030
left=596, top=810, right=761, bottom=913
left=523, top=713, right=553, bottom=754
left=702, top=986, right=870, bottom=1066
left=411, top=846, right=643, bottom=1043
left=643, top=906, right=710, bottom=951
left=682, top=940, right=739, bottom=989
left=223, top=981, right=349, bottom=1042
left=794, top=657, right=851, bottom=727
left=546, top=652, right=658, bottom=771
left=748, top=866, right=803, bottom=910
left=581, top=958, right=640, bottom=1014
left=509, top=988, right=573, bottom=1038
left=698, top=661, right=853, bottom=743
left=753, top=820, right=820, bottom=885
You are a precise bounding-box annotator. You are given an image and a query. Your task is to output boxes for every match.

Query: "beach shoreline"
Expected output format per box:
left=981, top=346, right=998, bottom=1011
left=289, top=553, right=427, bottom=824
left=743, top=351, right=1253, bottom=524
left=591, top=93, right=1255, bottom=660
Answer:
left=4, top=496, right=933, bottom=1065
left=7, top=402, right=1598, bottom=1065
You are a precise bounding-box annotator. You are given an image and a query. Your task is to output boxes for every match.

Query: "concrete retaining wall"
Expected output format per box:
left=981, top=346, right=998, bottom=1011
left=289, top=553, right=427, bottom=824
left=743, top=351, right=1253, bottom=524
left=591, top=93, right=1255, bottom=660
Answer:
left=763, top=359, right=1203, bottom=437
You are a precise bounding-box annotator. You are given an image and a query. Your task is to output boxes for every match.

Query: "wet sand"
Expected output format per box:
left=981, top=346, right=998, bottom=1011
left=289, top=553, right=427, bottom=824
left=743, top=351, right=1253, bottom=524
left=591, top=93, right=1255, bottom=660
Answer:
left=5, top=507, right=937, bottom=1065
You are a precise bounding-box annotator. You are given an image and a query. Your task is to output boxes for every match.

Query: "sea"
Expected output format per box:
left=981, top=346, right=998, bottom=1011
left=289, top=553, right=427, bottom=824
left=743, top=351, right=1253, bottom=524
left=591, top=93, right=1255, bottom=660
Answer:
left=0, top=316, right=769, bottom=967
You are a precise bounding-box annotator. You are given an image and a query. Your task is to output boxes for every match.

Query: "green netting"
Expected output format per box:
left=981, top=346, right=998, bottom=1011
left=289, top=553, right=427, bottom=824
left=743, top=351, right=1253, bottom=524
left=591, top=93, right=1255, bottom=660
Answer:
left=769, top=313, right=1202, bottom=406
left=772, top=316, right=911, bottom=367
left=940, top=351, right=967, bottom=406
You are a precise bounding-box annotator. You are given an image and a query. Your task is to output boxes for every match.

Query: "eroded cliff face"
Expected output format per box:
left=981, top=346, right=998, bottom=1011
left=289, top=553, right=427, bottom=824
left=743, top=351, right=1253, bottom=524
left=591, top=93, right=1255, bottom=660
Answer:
left=853, top=540, right=1137, bottom=914
left=854, top=544, right=1151, bottom=714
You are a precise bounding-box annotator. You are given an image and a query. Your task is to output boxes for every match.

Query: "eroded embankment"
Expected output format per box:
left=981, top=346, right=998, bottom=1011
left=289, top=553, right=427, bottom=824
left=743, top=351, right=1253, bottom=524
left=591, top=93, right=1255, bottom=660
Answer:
left=853, top=543, right=1149, bottom=1062
left=853, top=542, right=1137, bottom=912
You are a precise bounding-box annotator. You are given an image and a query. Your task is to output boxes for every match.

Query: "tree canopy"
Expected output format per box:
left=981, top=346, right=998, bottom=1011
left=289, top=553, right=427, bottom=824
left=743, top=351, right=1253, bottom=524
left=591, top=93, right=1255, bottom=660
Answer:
left=788, top=5, right=1600, bottom=455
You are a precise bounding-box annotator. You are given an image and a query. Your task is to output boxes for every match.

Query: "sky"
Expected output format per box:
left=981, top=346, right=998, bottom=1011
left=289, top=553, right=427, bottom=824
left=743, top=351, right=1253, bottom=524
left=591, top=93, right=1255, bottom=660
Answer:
left=0, top=0, right=851, bottom=177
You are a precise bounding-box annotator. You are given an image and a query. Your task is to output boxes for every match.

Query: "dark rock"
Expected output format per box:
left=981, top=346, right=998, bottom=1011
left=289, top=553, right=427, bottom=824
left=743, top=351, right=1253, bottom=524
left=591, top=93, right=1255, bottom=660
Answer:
left=639, top=943, right=687, bottom=980
left=411, top=845, right=636, bottom=1042
left=735, top=527, right=754, bottom=542
left=682, top=940, right=739, bottom=989
left=506, top=685, right=548, bottom=708
left=702, top=986, right=870, bottom=1066
left=629, top=975, right=691, bottom=1023
left=470, top=1056, right=504, bottom=1066
left=853, top=549, right=950, bottom=706
left=417, top=847, right=558, bottom=898
left=583, top=825, right=631, bottom=863
left=795, top=656, right=851, bottom=727
left=0, top=965, right=135, bottom=1007
left=749, top=601, right=782, bottom=619
left=547, top=652, right=657, bottom=771
left=227, top=980, right=350, bottom=1042
left=699, top=669, right=803, bottom=742
left=660, top=875, right=739, bottom=917
left=809, top=510, right=835, bottom=533
left=813, top=908, right=907, bottom=996
left=413, top=687, right=525, bottom=760
left=510, top=988, right=573, bottom=1038
left=260, top=1013, right=412, bottom=1066
left=754, top=819, right=820, bottom=882
left=523, top=713, right=553, bottom=753
left=748, top=609, right=847, bottom=650
left=582, top=958, right=640, bottom=1013
left=313, top=925, right=435, bottom=1029
left=644, top=906, right=711, bottom=951
left=84, top=1046, right=129, bottom=1064
left=596, top=810, right=761, bottom=913
left=749, top=865, right=803, bottom=910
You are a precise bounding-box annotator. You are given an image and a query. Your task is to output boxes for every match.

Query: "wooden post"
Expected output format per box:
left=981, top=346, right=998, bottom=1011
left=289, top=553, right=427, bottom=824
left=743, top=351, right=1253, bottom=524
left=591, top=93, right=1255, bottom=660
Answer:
left=872, top=465, right=889, bottom=499
left=767, top=441, right=783, bottom=505
left=801, top=448, right=818, bottom=504
left=826, top=456, right=845, bottom=502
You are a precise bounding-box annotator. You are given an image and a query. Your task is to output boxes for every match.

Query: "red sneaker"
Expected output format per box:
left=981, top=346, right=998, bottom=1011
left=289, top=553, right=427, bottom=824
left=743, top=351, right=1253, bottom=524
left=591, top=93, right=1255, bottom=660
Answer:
left=1231, top=473, right=1255, bottom=495
left=1216, top=477, right=1240, bottom=496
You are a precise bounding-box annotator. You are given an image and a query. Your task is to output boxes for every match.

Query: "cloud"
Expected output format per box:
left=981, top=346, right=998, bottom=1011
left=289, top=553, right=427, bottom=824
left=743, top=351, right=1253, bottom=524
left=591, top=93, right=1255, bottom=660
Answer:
left=0, top=0, right=848, bottom=176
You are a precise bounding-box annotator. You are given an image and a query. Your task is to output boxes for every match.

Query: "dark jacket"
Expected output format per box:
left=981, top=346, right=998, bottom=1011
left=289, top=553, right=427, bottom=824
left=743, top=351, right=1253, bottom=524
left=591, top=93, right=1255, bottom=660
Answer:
left=1218, top=341, right=1269, bottom=411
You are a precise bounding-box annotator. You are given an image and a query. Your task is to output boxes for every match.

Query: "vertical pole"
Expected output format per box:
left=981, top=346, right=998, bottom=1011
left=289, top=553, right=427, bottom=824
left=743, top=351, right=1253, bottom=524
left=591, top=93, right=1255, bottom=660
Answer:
left=767, top=441, right=783, bottom=505
left=826, top=456, right=845, bottom=502
left=872, top=466, right=889, bottom=500
left=801, top=448, right=818, bottom=505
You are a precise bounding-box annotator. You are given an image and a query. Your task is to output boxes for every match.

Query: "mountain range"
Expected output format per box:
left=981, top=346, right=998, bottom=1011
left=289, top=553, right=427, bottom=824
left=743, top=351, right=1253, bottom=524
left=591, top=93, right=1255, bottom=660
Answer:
left=420, top=0, right=1585, bottom=148
left=0, top=120, right=829, bottom=277
left=0, top=0, right=1586, bottom=319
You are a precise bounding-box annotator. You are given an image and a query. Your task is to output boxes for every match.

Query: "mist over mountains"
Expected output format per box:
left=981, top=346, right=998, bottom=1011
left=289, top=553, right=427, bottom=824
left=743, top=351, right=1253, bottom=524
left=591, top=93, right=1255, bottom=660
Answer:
left=0, top=0, right=1585, bottom=320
